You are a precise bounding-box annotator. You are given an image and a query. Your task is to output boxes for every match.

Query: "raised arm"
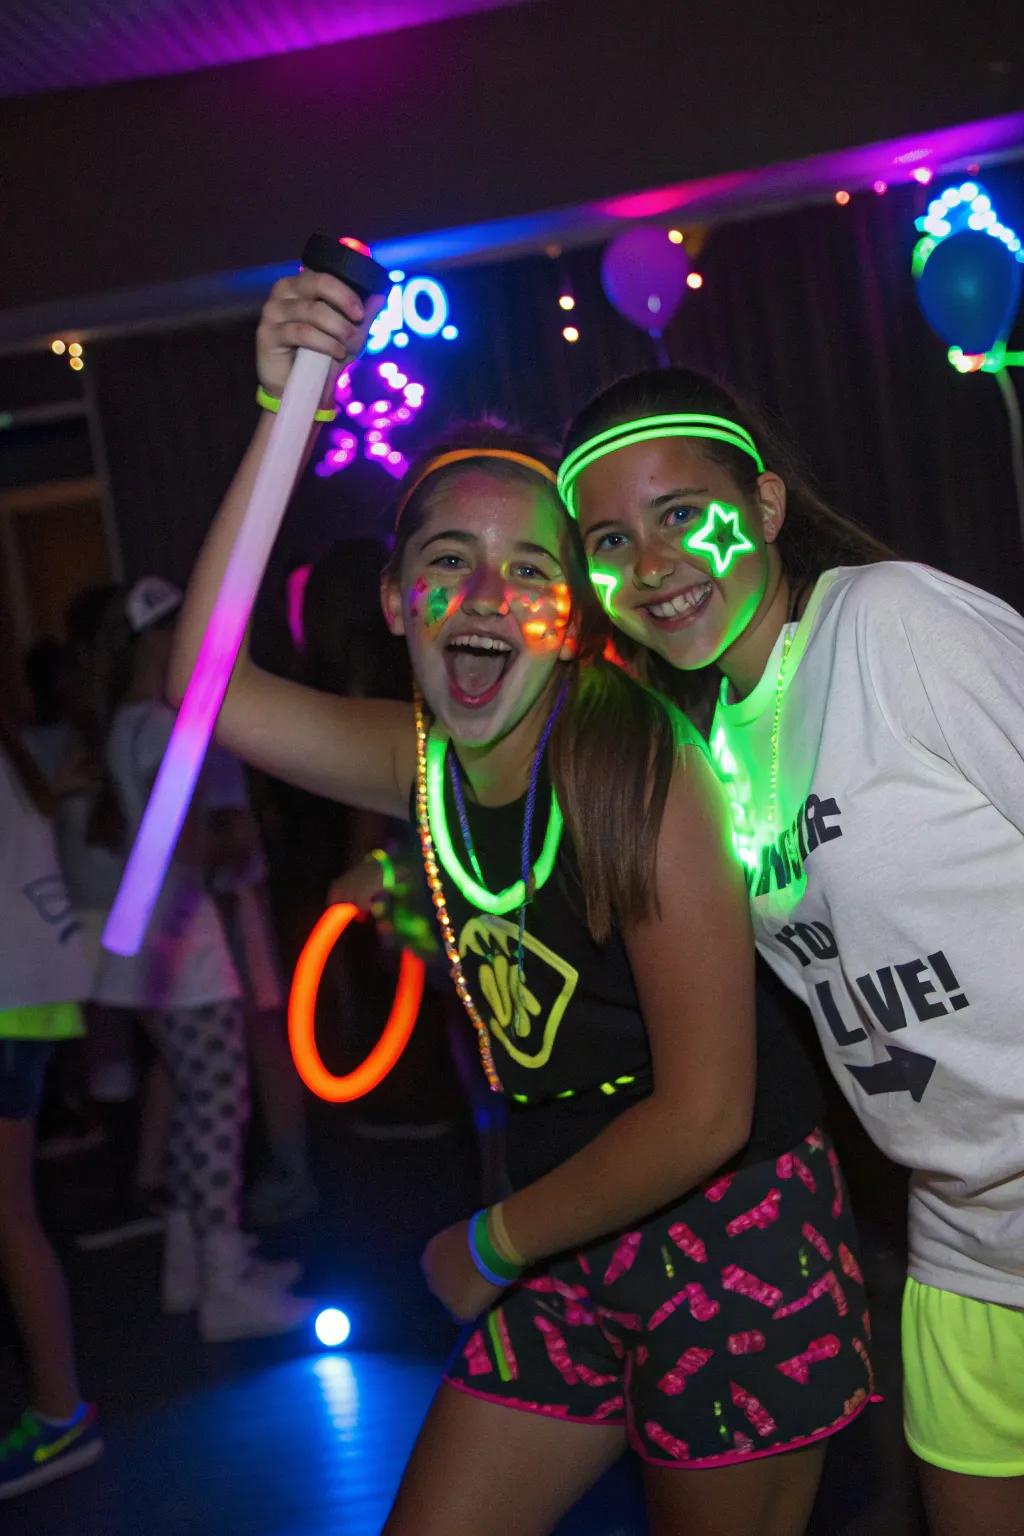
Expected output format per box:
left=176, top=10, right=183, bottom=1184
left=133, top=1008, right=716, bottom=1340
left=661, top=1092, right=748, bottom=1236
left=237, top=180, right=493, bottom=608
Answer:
left=168, top=271, right=414, bottom=818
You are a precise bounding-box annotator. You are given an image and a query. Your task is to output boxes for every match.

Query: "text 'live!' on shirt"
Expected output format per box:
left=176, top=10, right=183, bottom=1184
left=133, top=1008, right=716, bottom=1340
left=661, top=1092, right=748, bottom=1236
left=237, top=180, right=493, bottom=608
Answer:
left=713, top=562, right=1024, bottom=1308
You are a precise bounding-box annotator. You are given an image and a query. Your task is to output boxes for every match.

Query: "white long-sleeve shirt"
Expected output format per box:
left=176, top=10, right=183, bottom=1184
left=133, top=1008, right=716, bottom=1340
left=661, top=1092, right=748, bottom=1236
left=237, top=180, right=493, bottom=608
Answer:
left=712, top=561, right=1024, bottom=1306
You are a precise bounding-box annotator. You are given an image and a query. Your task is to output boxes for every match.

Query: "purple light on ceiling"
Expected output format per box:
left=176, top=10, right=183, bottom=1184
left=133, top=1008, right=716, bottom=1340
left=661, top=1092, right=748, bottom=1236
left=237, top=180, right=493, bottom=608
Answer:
left=0, top=0, right=537, bottom=98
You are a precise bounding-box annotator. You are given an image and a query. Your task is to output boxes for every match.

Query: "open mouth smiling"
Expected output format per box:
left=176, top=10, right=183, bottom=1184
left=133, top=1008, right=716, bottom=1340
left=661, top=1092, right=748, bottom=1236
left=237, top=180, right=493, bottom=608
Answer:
left=443, top=631, right=519, bottom=708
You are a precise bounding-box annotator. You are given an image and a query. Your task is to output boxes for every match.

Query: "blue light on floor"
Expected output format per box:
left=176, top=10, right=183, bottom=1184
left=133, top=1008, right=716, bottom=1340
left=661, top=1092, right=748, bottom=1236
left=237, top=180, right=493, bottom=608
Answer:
left=315, top=1308, right=352, bottom=1348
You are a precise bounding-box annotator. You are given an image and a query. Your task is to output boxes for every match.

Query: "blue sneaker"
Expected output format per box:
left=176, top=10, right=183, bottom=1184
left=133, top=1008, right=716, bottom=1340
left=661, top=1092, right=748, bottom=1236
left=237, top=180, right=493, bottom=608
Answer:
left=0, top=1405, right=103, bottom=1501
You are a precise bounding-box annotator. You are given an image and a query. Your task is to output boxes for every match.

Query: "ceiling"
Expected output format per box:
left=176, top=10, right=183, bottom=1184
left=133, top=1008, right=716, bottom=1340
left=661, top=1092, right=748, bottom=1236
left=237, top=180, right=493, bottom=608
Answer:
left=0, top=0, right=537, bottom=97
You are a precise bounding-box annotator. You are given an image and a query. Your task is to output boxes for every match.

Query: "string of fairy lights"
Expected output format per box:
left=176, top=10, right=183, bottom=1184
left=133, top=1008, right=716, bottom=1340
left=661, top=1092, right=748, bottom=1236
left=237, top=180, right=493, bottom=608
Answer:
left=553, top=229, right=704, bottom=347
left=49, top=338, right=85, bottom=371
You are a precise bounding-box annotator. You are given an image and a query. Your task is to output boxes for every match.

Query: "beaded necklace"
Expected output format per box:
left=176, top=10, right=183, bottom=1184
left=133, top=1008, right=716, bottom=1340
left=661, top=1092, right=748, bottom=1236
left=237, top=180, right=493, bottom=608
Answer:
left=413, top=683, right=568, bottom=1092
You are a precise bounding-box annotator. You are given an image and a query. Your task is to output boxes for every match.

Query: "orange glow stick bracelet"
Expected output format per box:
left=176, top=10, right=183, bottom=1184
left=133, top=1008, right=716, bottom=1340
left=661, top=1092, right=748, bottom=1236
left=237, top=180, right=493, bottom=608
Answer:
left=288, top=904, right=425, bottom=1102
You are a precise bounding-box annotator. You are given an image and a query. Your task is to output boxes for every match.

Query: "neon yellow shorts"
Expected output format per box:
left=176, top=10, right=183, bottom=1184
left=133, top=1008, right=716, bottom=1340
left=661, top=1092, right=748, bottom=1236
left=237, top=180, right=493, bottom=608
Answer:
left=903, top=1276, right=1024, bottom=1477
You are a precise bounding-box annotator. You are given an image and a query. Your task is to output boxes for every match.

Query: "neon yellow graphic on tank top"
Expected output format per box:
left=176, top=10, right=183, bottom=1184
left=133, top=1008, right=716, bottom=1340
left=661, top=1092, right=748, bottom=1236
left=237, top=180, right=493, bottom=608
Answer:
left=458, top=914, right=579, bottom=1069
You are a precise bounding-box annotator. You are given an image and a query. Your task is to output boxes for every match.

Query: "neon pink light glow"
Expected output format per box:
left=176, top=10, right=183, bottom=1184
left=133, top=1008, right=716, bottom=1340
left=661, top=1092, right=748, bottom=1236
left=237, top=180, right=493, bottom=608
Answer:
left=287, top=564, right=312, bottom=651
left=103, top=348, right=332, bottom=954
left=313, top=283, right=438, bottom=480
left=911, top=167, right=934, bottom=184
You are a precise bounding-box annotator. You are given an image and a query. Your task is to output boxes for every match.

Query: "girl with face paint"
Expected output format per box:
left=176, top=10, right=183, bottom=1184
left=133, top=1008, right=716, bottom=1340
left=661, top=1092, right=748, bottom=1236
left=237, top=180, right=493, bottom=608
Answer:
left=169, top=282, right=872, bottom=1536
left=566, top=367, right=1024, bottom=1534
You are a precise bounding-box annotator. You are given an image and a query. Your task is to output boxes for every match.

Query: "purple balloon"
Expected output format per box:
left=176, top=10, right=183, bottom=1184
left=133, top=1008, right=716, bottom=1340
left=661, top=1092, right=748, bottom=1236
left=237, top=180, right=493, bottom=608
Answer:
left=601, top=227, right=691, bottom=332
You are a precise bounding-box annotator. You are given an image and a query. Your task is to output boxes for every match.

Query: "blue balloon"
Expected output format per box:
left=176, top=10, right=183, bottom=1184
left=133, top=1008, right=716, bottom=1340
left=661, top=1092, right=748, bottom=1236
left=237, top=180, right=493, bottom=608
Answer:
left=916, top=230, right=1022, bottom=354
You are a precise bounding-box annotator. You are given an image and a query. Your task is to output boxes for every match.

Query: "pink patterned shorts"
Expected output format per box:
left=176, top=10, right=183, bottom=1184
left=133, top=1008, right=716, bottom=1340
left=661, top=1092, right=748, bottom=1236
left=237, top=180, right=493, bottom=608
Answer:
left=445, top=1129, right=875, bottom=1467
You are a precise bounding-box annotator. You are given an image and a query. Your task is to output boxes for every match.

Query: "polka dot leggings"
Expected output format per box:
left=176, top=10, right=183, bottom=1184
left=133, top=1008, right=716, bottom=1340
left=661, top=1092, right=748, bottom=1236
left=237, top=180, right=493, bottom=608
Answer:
left=150, top=1000, right=249, bottom=1233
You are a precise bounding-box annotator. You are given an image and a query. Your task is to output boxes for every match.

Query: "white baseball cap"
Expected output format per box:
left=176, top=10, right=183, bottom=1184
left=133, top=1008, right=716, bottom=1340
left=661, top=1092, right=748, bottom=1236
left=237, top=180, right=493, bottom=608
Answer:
left=125, top=576, right=182, bottom=635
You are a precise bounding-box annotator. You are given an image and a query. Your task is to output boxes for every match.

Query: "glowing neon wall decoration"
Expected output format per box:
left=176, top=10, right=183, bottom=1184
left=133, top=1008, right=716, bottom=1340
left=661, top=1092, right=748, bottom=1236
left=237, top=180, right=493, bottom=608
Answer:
left=315, top=269, right=459, bottom=481
left=913, top=182, right=1023, bottom=372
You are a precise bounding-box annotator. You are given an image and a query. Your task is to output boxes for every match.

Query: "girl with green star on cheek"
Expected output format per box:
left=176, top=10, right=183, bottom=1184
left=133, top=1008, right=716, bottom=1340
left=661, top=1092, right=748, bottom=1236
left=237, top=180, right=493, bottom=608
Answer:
left=565, top=366, right=1024, bottom=1535
left=170, top=279, right=873, bottom=1536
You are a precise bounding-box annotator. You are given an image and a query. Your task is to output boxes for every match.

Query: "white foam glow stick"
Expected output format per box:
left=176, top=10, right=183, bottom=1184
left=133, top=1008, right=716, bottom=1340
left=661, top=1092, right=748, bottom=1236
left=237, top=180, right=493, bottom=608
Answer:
left=103, top=237, right=387, bottom=956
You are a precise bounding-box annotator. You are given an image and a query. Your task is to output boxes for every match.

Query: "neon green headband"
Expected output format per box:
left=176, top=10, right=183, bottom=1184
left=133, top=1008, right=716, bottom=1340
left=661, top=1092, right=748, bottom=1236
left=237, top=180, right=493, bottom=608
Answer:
left=557, top=413, right=765, bottom=518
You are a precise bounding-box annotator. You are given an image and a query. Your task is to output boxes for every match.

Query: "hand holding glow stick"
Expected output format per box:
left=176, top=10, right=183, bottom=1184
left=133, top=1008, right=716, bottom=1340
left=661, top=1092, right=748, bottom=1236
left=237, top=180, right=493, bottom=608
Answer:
left=102, top=236, right=388, bottom=956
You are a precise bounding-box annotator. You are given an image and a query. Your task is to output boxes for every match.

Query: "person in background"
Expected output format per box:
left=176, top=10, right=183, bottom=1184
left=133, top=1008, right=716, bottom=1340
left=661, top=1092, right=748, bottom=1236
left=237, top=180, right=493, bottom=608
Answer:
left=90, top=577, right=311, bottom=1341
left=0, top=717, right=102, bottom=1501
left=203, top=743, right=318, bottom=1225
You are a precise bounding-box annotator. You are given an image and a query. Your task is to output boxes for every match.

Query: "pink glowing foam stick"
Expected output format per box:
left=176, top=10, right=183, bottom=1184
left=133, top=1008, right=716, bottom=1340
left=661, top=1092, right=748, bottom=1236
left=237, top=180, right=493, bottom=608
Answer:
left=102, top=238, right=388, bottom=956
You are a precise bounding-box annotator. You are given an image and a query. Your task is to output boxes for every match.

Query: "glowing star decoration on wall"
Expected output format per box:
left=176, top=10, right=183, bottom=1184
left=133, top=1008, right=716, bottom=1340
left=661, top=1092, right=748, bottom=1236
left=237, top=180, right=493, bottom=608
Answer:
left=315, top=269, right=460, bottom=480
left=681, top=502, right=756, bottom=577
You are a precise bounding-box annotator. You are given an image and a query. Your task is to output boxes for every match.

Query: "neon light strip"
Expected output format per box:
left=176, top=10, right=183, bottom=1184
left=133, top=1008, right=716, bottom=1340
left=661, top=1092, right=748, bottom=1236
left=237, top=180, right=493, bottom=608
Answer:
left=426, top=732, right=563, bottom=915
left=102, top=346, right=331, bottom=955
left=558, top=414, right=764, bottom=516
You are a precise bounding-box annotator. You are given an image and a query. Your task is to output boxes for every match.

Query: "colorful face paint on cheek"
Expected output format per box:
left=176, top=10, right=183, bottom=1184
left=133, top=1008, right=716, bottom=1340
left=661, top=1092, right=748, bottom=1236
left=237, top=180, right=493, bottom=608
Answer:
left=681, top=501, right=756, bottom=578
left=589, top=568, right=622, bottom=617
left=511, top=581, right=572, bottom=652
left=426, top=585, right=454, bottom=629
left=409, top=578, right=460, bottom=633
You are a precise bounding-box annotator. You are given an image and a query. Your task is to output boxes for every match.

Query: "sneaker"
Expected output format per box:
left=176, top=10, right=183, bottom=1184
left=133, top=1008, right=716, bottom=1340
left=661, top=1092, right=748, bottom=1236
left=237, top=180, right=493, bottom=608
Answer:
left=75, top=1190, right=165, bottom=1251
left=198, top=1230, right=316, bottom=1343
left=0, top=1406, right=103, bottom=1502
left=162, top=1211, right=303, bottom=1315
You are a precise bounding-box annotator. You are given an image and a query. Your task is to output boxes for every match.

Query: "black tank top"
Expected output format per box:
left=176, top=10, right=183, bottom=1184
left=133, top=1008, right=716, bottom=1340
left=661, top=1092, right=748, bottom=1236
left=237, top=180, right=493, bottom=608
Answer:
left=424, top=731, right=824, bottom=1189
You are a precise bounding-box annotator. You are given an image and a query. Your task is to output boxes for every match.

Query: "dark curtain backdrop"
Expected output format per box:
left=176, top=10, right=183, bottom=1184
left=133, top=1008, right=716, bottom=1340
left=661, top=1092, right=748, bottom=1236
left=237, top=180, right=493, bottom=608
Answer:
left=91, top=164, right=1024, bottom=640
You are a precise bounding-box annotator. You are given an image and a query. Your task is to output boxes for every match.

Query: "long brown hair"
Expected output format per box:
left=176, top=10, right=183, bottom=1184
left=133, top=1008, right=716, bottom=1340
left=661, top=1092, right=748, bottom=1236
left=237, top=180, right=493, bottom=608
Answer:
left=386, top=421, right=678, bottom=942
left=563, top=368, right=892, bottom=725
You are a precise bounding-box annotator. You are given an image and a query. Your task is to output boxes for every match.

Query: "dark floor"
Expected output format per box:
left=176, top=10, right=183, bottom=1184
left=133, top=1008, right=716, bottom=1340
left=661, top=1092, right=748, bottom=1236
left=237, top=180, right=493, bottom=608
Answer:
left=1, top=1101, right=926, bottom=1535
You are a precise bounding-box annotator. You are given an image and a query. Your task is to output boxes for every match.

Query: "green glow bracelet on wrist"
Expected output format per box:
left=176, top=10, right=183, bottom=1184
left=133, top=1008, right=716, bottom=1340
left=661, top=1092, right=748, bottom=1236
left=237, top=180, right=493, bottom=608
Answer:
left=469, top=1209, right=524, bottom=1285
left=256, top=383, right=338, bottom=424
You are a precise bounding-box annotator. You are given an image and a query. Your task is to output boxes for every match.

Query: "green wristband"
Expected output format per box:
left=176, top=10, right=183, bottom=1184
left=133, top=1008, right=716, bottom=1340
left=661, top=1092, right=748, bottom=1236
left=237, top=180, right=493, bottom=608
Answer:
left=470, top=1209, right=523, bottom=1283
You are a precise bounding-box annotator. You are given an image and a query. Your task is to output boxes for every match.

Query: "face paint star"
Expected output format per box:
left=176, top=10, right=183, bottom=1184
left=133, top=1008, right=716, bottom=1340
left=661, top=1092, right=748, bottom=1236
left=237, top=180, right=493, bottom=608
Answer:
left=682, top=501, right=756, bottom=578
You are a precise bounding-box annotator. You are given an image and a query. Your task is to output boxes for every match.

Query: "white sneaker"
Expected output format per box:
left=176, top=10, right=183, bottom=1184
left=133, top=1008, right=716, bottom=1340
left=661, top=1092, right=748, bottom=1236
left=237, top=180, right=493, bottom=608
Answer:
left=163, top=1213, right=303, bottom=1316
left=198, top=1230, right=316, bottom=1343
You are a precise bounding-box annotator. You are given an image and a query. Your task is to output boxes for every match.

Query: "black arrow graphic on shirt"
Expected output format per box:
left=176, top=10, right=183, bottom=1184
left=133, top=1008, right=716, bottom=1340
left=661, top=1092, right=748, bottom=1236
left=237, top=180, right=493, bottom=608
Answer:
left=846, top=1044, right=936, bottom=1103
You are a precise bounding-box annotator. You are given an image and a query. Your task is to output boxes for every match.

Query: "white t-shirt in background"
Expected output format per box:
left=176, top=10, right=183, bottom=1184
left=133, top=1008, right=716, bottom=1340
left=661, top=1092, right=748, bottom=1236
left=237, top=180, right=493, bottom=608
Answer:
left=93, top=701, right=240, bottom=1011
left=0, top=751, right=89, bottom=1011
left=713, top=562, right=1024, bottom=1307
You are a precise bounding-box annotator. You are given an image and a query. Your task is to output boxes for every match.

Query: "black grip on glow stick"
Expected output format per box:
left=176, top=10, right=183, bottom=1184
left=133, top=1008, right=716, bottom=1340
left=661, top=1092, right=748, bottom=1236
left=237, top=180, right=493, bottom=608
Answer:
left=301, top=235, right=390, bottom=301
